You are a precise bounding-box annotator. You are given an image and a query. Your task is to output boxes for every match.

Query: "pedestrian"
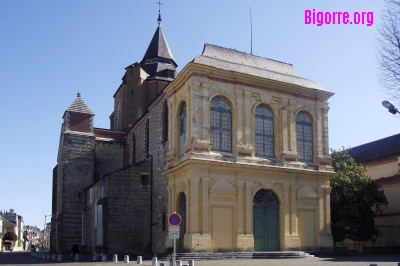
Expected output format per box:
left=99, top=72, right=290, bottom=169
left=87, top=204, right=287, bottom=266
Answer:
left=72, top=243, right=79, bottom=258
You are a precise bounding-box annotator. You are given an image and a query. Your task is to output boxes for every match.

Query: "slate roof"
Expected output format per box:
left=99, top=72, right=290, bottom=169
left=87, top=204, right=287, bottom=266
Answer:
left=66, top=92, right=94, bottom=115
left=348, top=133, right=400, bottom=164
left=141, top=26, right=176, bottom=66
left=3, top=219, right=16, bottom=227
left=192, top=44, right=325, bottom=91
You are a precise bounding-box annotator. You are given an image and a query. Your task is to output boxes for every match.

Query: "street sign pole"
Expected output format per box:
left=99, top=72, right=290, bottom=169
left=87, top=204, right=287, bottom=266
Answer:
left=168, top=211, right=182, bottom=266
left=173, top=238, right=176, bottom=266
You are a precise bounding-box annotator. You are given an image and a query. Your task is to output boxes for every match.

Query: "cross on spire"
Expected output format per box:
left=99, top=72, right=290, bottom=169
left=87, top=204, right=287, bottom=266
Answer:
left=156, top=0, right=163, bottom=25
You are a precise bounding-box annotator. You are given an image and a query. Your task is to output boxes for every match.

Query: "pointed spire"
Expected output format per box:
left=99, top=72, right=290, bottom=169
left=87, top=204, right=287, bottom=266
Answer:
left=156, top=0, right=163, bottom=26
left=66, top=92, right=94, bottom=114
left=141, top=27, right=176, bottom=64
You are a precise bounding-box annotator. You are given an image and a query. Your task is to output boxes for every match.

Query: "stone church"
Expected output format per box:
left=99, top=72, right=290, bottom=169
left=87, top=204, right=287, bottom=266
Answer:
left=51, top=13, right=335, bottom=255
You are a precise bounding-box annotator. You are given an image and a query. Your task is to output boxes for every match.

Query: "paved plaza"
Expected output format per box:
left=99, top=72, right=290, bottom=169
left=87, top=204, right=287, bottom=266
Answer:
left=1, top=251, right=399, bottom=266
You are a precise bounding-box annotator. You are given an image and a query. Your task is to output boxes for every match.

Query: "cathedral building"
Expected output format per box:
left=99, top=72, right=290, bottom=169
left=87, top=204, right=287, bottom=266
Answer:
left=51, top=14, right=335, bottom=255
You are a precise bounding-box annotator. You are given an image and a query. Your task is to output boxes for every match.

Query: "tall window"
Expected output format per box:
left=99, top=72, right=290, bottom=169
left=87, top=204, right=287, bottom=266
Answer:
left=163, top=101, right=168, bottom=144
left=179, top=102, right=187, bottom=156
left=255, top=105, right=274, bottom=157
left=132, top=133, right=136, bottom=163
left=115, top=101, right=121, bottom=129
left=296, top=112, right=313, bottom=162
left=146, top=119, right=150, bottom=157
left=210, top=96, right=232, bottom=152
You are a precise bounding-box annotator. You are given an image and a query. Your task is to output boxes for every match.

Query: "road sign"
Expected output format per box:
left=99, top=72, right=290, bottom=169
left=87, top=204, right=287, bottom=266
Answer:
left=168, top=213, right=182, bottom=226
left=169, top=226, right=180, bottom=232
left=168, top=231, right=180, bottom=239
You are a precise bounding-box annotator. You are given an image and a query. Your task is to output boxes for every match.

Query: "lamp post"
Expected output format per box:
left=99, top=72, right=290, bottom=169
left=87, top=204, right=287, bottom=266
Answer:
left=43, top=212, right=51, bottom=251
left=382, top=100, right=400, bottom=115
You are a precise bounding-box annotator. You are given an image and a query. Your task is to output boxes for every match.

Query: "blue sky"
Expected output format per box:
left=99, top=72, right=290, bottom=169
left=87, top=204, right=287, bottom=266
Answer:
left=1, top=0, right=399, bottom=229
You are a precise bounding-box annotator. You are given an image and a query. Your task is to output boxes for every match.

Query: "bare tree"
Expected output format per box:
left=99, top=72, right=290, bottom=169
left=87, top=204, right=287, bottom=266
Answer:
left=377, top=0, right=400, bottom=103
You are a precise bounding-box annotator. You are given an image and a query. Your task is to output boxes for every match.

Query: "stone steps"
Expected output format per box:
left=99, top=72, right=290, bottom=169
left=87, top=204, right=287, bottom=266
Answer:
left=157, top=251, right=312, bottom=260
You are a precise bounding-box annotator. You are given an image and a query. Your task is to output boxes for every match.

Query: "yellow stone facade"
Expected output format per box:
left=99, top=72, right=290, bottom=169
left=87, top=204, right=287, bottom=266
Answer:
left=163, top=45, right=334, bottom=252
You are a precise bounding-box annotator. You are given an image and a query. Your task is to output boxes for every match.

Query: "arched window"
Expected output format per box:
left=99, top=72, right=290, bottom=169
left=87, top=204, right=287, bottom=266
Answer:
left=255, top=105, right=274, bottom=157
left=296, top=112, right=313, bottom=162
left=179, top=102, right=187, bottom=156
left=210, top=96, right=232, bottom=152
left=146, top=119, right=150, bottom=157
left=132, top=133, right=136, bottom=163
left=163, top=101, right=168, bottom=144
left=115, top=101, right=121, bottom=129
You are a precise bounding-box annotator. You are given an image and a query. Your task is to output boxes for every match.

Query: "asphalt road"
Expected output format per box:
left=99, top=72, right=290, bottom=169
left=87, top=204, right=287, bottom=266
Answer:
left=1, top=251, right=400, bottom=266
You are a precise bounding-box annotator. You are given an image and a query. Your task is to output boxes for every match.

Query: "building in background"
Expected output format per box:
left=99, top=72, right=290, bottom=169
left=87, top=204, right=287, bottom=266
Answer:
left=25, top=225, right=42, bottom=250
left=52, top=11, right=334, bottom=254
left=1, top=209, right=24, bottom=251
left=349, top=133, right=400, bottom=248
left=0, top=215, right=3, bottom=251
left=44, top=222, right=51, bottom=251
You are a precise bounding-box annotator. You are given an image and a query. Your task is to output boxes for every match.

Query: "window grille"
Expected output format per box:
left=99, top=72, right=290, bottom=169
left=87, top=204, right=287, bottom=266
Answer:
left=296, top=112, right=313, bottom=162
left=255, top=105, right=274, bottom=157
left=210, top=97, right=232, bottom=152
left=179, top=103, right=187, bottom=156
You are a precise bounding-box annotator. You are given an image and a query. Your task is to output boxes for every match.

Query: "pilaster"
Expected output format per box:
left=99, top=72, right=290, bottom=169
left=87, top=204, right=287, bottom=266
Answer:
left=290, top=184, right=297, bottom=235
left=283, top=183, right=290, bottom=236
left=288, top=99, right=297, bottom=154
left=325, top=187, right=332, bottom=235
left=184, top=179, right=190, bottom=234
left=245, top=181, right=253, bottom=234
left=281, top=98, right=289, bottom=154
left=316, top=105, right=323, bottom=158
left=244, top=91, right=252, bottom=145
left=201, top=85, right=210, bottom=140
left=189, top=177, right=200, bottom=233
left=236, top=89, right=244, bottom=145
left=318, top=187, right=325, bottom=235
left=237, top=181, right=245, bottom=234
left=202, top=177, right=210, bottom=233
left=190, top=84, right=200, bottom=140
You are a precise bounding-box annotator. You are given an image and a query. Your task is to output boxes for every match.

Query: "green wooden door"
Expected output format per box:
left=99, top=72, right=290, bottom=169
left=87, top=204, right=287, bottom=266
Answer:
left=253, top=190, right=280, bottom=251
left=178, top=193, right=186, bottom=253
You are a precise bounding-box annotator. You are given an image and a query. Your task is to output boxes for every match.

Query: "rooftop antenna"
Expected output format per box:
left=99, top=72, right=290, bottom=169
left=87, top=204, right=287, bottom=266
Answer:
left=156, top=0, right=163, bottom=26
left=250, top=4, right=253, bottom=54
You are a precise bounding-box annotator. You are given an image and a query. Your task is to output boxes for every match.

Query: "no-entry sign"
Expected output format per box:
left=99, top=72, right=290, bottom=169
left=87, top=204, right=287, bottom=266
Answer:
left=168, top=213, right=182, bottom=226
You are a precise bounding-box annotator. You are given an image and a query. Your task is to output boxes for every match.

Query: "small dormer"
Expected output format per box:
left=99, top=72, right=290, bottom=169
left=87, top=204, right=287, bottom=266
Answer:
left=62, top=92, right=95, bottom=134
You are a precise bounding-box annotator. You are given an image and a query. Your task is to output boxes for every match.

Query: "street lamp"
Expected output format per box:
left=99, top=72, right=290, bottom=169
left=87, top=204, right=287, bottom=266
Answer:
left=382, top=100, right=400, bottom=115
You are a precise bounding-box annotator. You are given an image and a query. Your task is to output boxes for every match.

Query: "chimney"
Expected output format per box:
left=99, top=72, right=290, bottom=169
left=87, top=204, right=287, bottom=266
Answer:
left=9, top=209, right=14, bottom=215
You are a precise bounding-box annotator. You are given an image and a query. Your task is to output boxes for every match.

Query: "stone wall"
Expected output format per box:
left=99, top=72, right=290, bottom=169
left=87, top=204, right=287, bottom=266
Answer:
left=50, top=165, right=58, bottom=251
left=56, top=132, right=95, bottom=253
left=148, top=94, right=169, bottom=253
left=104, top=159, right=152, bottom=254
left=94, top=141, right=124, bottom=181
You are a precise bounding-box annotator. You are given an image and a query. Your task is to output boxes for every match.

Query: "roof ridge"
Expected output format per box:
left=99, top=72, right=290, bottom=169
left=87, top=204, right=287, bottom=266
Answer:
left=350, top=133, right=400, bottom=149
left=203, top=43, right=293, bottom=66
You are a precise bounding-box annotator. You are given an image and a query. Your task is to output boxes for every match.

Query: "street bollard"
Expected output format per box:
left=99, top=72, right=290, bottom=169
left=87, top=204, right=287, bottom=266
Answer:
left=124, top=255, right=130, bottom=263
left=137, top=256, right=142, bottom=264
left=169, top=257, right=174, bottom=266
left=176, top=260, right=182, bottom=266
left=188, top=260, right=195, bottom=266
left=75, top=254, right=80, bottom=261
left=102, top=254, right=107, bottom=261
left=93, top=254, right=98, bottom=261
left=113, top=254, right=118, bottom=262
left=57, top=254, right=62, bottom=262
left=152, top=255, right=158, bottom=266
left=52, top=254, right=56, bottom=260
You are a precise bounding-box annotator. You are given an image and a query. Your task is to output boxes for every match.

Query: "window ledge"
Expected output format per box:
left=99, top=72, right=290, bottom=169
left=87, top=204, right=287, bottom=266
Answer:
left=210, top=151, right=235, bottom=158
